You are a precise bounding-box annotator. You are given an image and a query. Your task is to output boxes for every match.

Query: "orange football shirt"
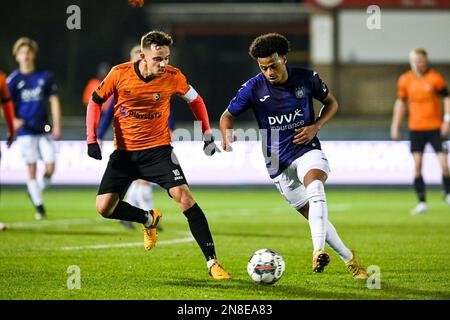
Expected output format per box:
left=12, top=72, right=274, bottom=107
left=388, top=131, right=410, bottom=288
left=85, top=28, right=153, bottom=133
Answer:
left=0, top=71, right=10, bottom=102
left=397, top=69, right=447, bottom=131
left=94, top=61, right=190, bottom=151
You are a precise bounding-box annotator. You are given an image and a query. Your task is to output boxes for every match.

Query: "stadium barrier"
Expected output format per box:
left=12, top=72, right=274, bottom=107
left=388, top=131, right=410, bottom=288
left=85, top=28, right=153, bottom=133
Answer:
left=0, top=140, right=448, bottom=185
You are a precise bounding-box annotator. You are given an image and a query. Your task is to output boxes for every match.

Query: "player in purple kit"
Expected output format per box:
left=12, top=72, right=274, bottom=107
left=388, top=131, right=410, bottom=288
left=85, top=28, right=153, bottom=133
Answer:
left=220, top=33, right=368, bottom=280
left=7, top=37, right=62, bottom=220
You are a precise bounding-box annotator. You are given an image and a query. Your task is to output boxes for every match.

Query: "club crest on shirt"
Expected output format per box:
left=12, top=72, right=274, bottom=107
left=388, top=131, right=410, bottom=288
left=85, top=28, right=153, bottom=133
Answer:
left=295, top=86, right=305, bottom=99
left=119, top=104, right=128, bottom=116
left=17, top=80, right=25, bottom=90
left=153, top=92, right=161, bottom=101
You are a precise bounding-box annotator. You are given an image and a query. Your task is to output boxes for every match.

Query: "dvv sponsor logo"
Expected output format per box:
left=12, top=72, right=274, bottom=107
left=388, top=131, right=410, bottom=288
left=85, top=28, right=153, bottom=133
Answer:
left=268, top=109, right=303, bottom=125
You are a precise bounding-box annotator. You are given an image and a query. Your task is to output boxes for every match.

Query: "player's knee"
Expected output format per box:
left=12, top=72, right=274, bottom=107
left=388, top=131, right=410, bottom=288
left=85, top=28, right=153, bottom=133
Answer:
left=413, top=162, right=422, bottom=174
left=440, top=159, right=450, bottom=173
left=170, top=186, right=195, bottom=210
left=45, top=167, right=55, bottom=177
left=180, top=195, right=195, bottom=211
left=96, top=200, right=114, bottom=218
left=414, top=164, right=422, bottom=173
left=175, top=191, right=195, bottom=211
left=306, top=180, right=326, bottom=202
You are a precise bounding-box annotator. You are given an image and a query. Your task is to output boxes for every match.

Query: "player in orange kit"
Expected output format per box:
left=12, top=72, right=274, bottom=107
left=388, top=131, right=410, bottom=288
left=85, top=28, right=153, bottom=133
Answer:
left=86, top=31, right=229, bottom=280
left=1, top=69, right=16, bottom=231
left=82, top=62, right=111, bottom=107
left=391, top=48, right=450, bottom=214
left=96, top=45, right=167, bottom=231
left=0, top=70, right=15, bottom=148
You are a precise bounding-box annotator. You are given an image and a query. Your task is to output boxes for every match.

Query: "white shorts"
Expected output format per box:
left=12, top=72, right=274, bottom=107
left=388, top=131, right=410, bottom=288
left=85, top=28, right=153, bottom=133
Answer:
left=16, top=134, right=55, bottom=164
left=272, top=150, right=331, bottom=210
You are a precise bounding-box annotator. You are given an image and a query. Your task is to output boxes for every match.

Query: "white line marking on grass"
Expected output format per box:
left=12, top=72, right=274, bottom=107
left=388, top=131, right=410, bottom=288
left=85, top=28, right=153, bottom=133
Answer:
left=8, top=218, right=103, bottom=229
left=39, top=236, right=194, bottom=252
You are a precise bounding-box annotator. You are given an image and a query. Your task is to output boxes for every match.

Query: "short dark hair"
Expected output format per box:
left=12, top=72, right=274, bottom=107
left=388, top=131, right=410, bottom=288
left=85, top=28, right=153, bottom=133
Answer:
left=249, top=33, right=290, bottom=59
left=141, top=31, right=173, bottom=50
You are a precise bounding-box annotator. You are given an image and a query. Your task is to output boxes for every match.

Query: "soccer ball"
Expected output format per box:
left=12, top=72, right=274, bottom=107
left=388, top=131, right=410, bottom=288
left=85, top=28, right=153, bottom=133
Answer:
left=247, top=249, right=285, bottom=285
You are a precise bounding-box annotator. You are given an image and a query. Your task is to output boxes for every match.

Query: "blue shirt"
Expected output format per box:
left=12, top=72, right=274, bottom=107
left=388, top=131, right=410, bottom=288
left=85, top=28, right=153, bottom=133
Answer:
left=7, top=69, right=57, bottom=136
left=227, top=67, right=329, bottom=178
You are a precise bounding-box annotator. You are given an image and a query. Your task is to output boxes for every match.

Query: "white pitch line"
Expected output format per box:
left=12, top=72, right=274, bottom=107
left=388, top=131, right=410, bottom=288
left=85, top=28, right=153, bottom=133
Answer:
left=7, top=218, right=103, bottom=228
left=39, top=236, right=194, bottom=252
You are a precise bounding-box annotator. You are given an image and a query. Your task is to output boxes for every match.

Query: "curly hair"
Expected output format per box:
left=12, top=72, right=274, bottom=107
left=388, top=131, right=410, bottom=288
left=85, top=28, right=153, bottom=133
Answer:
left=249, top=33, right=290, bottom=59
left=141, top=31, right=173, bottom=50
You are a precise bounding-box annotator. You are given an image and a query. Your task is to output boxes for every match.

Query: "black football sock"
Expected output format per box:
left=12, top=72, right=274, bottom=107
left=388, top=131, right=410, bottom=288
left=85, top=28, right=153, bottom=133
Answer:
left=414, top=176, right=426, bottom=202
left=443, top=176, right=450, bottom=195
left=36, top=204, right=46, bottom=215
left=183, top=203, right=216, bottom=262
left=107, top=201, right=148, bottom=224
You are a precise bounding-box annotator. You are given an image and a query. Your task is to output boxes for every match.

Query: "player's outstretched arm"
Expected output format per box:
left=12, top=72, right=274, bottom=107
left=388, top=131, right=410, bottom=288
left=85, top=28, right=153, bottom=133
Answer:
left=391, top=98, right=406, bottom=141
left=219, top=110, right=236, bottom=152
left=49, top=95, right=62, bottom=140
left=86, top=97, right=102, bottom=160
left=293, top=93, right=338, bottom=145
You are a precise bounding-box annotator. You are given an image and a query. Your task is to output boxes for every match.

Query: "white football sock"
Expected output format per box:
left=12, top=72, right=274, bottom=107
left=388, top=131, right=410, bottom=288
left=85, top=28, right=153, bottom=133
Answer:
left=27, top=180, right=43, bottom=207
left=125, top=182, right=139, bottom=207
left=143, top=210, right=154, bottom=228
left=306, top=180, right=327, bottom=253
left=137, top=183, right=154, bottom=209
left=325, top=220, right=352, bottom=262
left=207, top=259, right=217, bottom=270
left=38, top=175, right=51, bottom=191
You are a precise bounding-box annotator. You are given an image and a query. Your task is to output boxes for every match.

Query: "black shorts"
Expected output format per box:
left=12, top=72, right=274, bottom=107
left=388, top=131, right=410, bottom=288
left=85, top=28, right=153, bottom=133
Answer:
left=97, top=145, right=188, bottom=197
left=410, top=130, right=448, bottom=153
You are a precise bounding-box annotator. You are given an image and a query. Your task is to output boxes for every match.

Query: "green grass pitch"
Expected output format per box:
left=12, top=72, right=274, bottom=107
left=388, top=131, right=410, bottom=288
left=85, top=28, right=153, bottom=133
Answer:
left=0, top=187, right=449, bottom=300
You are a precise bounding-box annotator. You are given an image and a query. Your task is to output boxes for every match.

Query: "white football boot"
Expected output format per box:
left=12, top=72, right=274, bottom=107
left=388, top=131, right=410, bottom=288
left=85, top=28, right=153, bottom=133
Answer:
left=411, top=202, right=428, bottom=216
left=445, top=194, right=450, bottom=206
